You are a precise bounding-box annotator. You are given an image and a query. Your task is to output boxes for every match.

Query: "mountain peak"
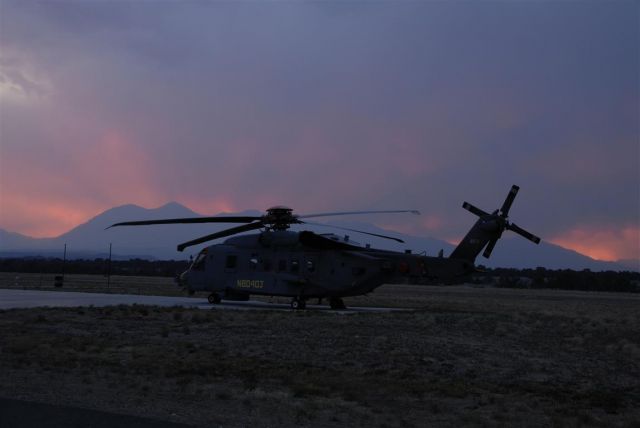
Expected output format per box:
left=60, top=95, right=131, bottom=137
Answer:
left=100, top=202, right=199, bottom=219
left=157, top=201, right=185, bottom=210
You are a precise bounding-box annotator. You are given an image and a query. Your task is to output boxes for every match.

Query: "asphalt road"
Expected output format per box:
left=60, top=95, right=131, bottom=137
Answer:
left=0, top=288, right=402, bottom=312
left=0, top=397, right=189, bottom=428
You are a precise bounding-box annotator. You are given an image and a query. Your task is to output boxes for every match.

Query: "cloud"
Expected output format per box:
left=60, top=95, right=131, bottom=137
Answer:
left=0, top=66, right=47, bottom=98
left=0, top=1, right=638, bottom=261
left=0, top=128, right=164, bottom=237
left=71, top=131, right=163, bottom=206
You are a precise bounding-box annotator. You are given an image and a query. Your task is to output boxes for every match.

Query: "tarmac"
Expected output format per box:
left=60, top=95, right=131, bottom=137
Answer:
left=0, top=288, right=403, bottom=313
left=0, top=397, right=189, bottom=428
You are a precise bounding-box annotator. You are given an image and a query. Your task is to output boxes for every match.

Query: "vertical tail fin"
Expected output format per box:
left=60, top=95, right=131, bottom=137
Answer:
left=449, top=185, right=541, bottom=263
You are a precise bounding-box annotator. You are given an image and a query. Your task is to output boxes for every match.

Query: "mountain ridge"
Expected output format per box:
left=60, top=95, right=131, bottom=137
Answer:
left=0, top=203, right=636, bottom=271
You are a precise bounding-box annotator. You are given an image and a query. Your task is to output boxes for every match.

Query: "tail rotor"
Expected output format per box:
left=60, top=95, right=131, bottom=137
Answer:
left=455, top=185, right=541, bottom=261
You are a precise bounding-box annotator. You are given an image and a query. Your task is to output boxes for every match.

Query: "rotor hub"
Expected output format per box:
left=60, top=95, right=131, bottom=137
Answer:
left=265, top=206, right=296, bottom=230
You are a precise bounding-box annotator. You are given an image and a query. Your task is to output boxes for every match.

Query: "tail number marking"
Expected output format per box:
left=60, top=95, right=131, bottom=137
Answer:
left=236, top=280, right=265, bottom=289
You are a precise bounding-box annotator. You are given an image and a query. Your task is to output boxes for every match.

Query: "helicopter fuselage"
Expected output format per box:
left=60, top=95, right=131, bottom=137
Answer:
left=179, top=230, right=472, bottom=302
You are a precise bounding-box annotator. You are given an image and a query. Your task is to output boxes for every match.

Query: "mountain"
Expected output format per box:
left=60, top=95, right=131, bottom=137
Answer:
left=616, top=259, right=640, bottom=272
left=0, top=203, right=634, bottom=271
left=0, top=229, right=49, bottom=250
left=1, top=203, right=233, bottom=260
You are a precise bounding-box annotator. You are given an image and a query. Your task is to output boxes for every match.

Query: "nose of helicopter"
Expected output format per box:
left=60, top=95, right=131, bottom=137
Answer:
left=177, top=271, right=189, bottom=288
left=178, top=271, right=196, bottom=295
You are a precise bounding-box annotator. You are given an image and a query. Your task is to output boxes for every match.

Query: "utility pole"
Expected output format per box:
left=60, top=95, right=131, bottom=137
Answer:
left=55, top=243, right=67, bottom=288
left=107, top=243, right=112, bottom=289
left=62, top=243, right=67, bottom=278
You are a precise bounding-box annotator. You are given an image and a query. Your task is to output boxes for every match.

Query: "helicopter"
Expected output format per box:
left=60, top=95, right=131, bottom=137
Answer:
left=109, top=185, right=540, bottom=310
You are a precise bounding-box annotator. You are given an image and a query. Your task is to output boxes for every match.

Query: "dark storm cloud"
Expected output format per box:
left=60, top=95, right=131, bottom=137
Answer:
left=0, top=1, right=638, bottom=259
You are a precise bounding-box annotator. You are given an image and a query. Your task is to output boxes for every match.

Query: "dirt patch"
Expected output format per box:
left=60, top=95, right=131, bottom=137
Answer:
left=0, top=280, right=639, bottom=427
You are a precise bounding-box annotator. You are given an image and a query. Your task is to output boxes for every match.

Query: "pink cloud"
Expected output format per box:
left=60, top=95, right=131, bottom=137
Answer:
left=0, top=130, right=167, bottom=237
left=71, top=131, right=163, bottom=206
left=0, top=191, right=92, bottom=237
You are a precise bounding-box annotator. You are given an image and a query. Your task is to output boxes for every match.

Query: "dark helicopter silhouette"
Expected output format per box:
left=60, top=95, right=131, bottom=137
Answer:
left=109, top=185, right=540, bottom=309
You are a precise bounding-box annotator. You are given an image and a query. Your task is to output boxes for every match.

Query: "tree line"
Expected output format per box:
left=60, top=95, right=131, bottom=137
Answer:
left=0, top=257, right=189, bottom=278
left=0, top=257, right=638, bottom=293
left=472, top=266, right=639, bottom=293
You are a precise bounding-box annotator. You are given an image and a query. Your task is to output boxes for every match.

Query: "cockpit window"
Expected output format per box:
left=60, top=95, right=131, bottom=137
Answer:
left=192, top=252, right=206, bottom=271
left=225, top=255, right=237, bottom=269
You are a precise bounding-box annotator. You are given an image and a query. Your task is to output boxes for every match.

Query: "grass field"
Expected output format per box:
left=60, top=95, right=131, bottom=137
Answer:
left=0, top=274, right=639, bottom=427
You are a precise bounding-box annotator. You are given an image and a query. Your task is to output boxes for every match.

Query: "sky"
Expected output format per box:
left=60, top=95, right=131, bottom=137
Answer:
left=0, top=1, right=638, bottom=263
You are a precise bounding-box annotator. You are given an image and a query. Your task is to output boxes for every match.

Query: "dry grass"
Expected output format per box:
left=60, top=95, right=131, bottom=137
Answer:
left=0, top=275, right=639, bottom=427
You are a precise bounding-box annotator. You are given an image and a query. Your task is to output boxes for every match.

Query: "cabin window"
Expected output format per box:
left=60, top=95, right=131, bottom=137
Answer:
left=352, top=267, right=366, bottom=276
left=249, top=255, right=258, bottom=271
left=398, top=262, right=409, bottom=274
left=225, top=255, right=237, bottom=269
left=263, top=259, right=272, bottom=271
left=291, top=259, right=299, bottom=273
left=278, top=259, right=287, bottom=272
left=307, top=260, right=315, bottom=272
left=419, top=261, right=427, bottom=276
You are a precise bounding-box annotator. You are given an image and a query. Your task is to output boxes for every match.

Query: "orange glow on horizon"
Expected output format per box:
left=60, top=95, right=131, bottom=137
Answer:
left=445, top=237, right=461, bottom=246
left=0, top=130, right=169, bottom=238
left=1, top=199, right=241, bottom=238
left=0, top=193, right=102, bottom=238
left=444, top=226, right=639, bottom=263
left=549, top=226, right=639, bottom=262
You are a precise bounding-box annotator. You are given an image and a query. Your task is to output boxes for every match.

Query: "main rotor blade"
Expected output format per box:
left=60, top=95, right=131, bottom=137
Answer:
left=302, top=221, right=405, bottom=243
left=462, top=202, right=489, bottom=218
left=177, top=222, right=264, bottom=252
left=500, top=185, right=520, bottom=217
left=299, top=210, right=420, bottom=219
left=482, top=238, right=498, bottom=259
left=507, top=223, right=541, bottom=244
left=107, top=216, right=260, bottom=229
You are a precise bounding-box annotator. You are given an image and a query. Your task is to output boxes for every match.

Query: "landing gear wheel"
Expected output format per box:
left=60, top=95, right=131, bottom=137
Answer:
left=329, top=298, right=346, bottom=310
left=291, top=297, right=306, bottom=310
left=208, top=293, right=222, bottom=304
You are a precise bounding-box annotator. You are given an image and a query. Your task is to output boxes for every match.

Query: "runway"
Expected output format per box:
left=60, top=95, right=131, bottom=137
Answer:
left=0, top=397, right=188, bottom=428
left=0, top=288, right=403, bottom=313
